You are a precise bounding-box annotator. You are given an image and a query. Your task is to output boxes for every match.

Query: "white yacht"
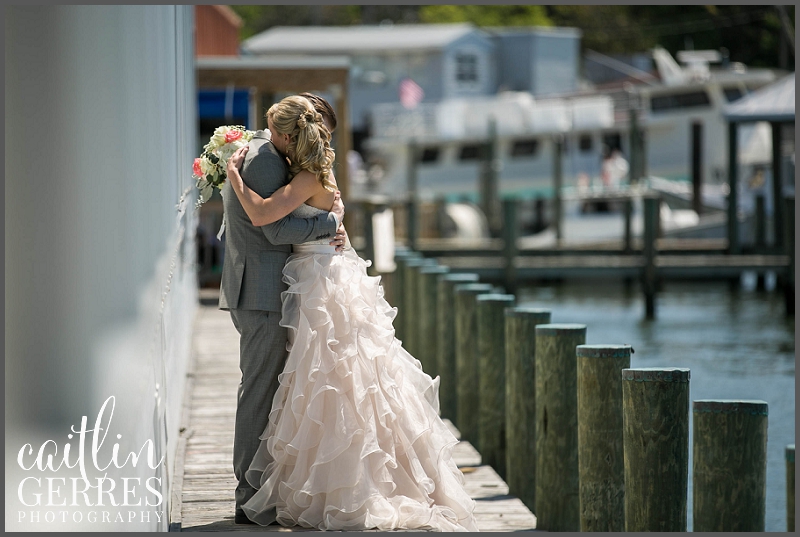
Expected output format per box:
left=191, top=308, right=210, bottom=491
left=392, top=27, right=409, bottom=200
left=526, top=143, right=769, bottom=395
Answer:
left=359, top=47, right=779, bottom=205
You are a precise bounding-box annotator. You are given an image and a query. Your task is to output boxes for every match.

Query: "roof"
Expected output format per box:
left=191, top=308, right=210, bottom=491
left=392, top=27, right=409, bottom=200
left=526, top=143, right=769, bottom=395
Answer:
left=242, top=23, right=481, bottom=55
left=196, top=56, right=350, bottom=70
left=485, top=25, right=582, bottom=38
left=724, top=72, right=795, bottom=123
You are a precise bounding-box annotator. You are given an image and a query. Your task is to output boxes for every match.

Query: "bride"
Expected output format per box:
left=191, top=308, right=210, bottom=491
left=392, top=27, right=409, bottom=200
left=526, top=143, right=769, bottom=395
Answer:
left=224, top=95, right=478, bottom=532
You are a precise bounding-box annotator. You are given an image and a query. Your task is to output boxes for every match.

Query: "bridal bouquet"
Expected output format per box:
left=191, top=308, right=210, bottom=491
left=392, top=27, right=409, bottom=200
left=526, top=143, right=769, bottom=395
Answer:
left=192, top=125, right=255, bottom=207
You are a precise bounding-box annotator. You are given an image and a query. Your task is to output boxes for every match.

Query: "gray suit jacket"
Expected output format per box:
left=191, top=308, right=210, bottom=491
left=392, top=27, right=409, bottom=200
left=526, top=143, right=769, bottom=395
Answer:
left=219, top=131, right=338, bottom=312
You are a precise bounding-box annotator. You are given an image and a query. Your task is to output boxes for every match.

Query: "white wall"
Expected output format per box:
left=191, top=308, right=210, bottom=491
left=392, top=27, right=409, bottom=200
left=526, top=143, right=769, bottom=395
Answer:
left=6, top=5, right=197, bottom=531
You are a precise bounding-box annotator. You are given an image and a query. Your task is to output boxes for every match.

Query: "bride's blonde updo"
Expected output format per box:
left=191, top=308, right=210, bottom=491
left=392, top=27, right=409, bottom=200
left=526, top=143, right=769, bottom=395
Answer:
left=267, top=95, right=336, bottom=192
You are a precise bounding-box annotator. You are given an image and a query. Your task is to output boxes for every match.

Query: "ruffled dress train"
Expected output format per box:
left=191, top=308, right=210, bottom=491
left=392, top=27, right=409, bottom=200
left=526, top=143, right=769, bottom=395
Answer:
left=241, top=235, right=478, bottom=532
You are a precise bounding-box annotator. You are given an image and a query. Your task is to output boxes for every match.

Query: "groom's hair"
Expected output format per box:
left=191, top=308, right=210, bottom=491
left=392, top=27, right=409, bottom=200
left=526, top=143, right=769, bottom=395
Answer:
left=299, top=92, right=337, bottom=132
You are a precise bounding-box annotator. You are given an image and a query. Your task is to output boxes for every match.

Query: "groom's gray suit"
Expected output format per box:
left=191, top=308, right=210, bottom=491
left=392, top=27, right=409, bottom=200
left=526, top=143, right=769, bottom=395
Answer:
left=219, top=130, right=339, bottom=512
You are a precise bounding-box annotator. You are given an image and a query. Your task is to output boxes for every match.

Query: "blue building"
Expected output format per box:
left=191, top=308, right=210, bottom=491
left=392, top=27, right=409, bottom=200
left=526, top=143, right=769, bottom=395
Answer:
left=242, top=23, right=581, bottom=148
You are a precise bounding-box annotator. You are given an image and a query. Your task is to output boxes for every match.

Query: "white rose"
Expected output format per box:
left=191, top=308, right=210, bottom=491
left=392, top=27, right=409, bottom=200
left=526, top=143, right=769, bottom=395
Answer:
left=210, top=126, right=229, bottom=148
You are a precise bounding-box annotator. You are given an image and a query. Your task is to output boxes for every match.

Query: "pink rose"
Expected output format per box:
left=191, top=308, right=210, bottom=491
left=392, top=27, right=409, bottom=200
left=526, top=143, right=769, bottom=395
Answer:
left=225, top=130, right=243, bottom=143
left=193, top=158, right=203, bottom=177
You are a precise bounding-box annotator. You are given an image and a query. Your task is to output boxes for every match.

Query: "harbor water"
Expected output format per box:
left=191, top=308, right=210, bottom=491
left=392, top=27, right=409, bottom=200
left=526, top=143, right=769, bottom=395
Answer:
left=517, top=275, right=795, bottom=532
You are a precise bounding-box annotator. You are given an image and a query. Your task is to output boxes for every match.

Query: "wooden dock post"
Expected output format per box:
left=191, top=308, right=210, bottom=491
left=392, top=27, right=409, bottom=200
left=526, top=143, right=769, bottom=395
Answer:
left=692, top=400, right=768, bottom=532
left=788, top=444, right=795, bottom=532
left=534, top=324, right=586, bottom=532
left=577, top=344, right=632, bottom=532
left=755, top=194, right=767, bottom=290
left=454, top=283, right=495, bottom=447
left=553, top=136, right=564, bottom=243
left=643, top=195, right=660, bottom=320
left=437, top=272, right=480, bottom=423
left=691, top=121, right=704, bottom=216
left=783, top=195, right=795, bottom=317
left=623, top=197, right=633, bottom=254
left=727, top=122, right=740, bottom=254
left=505, top=307, right=551, bottom=513
left=502, top=198, right=519, bottom=294
left=403, top=256, right=435, bottom=358
left=622, top=368, right=690, bottom=532
left=406, top=139, right=419, bottom=251
left=476, top=293, right=516, bottom=478
left=392, top=249, right=416, bottom=341
left=418, top=265, right=450, bottom=376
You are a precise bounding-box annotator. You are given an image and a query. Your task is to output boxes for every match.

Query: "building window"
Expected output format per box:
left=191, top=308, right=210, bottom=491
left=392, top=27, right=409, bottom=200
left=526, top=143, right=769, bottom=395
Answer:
left=455, top=53, right=479, bottom=83
left=510, top=139, right=539, bottom=158
left=650, top=90, right=711, bottom=113
left=459, top=144, right=482, bottom=161
left=420, top=147, right=440, bottom=163
left=579, top=135, right=593, bottom=152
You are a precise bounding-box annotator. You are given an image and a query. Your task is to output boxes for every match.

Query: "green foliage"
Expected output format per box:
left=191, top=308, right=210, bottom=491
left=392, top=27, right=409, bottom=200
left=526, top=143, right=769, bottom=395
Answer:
left=228, top=5, right=794, bottom=69
left=419, top=5, right=552, bottom=27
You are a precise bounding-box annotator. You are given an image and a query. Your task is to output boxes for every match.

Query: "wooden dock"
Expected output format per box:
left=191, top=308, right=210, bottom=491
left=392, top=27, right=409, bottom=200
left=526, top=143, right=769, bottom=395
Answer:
left=169, top=300, right=538, bottom=532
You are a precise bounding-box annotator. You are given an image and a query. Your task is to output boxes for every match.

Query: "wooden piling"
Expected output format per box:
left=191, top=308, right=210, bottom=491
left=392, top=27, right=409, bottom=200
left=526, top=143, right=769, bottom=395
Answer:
left=691, top=121, right=703, bottom=216
left=505, top=307, right=551, bottom=513
left=755, top=194, right=766, bottom=290
left=476, top=293, right=516, bottom=478
left=728, top=122, right=740, bottom=254
left=502, top=198, right=519, bottom=293
left=643, top=195, right=660, bottom=320
left=576, top=345, right=632, bottom=532
left=437, top=273, right=480, bottom=423
left=783, top=195, right=795, bottom=317
left=417, top=265, right=450, bottom=376
left=692, top=400, right=768, bottom=532
left=788, top=444, right=795, bottom=532
left=534, top=324, right=586, bottom=531
left=403, top=256, right=435, bottom=358
left=623, top=197, right=633, bottom=254
left=622, top=368, right=690, bottom=532
left=454, top=283, right=495, bottom=447
left=406, top=140, right=419, bottom=251
left=392, top=250, right=416, bottom=341
left=553, top=136, right=564, bottom=243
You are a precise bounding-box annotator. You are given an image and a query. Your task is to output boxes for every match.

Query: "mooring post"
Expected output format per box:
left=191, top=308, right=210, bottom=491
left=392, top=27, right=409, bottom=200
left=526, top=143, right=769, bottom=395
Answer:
left=622, top=368, right=690, bottom=532
left=403, top=256, right=435, bottom=358
left=476, top=293, right=516, bottom=478
left=783, top=195, right=795, bottom=317
left=454, top=283, right=495, bottom=447
left=755, top=194, right=767, bottom=290
left=406, top=139, right=419, bottom=252
left=692, top=400, right=768, bottom=532
left=392, top=249, right=416, bottom=340
left=418, top=265, right=450, bottom=376
left=577, top=345, right=632, bottom=532
left=505, top=307, right=551, bottom=513
left=624, top=196, right=633, bottom=254
left=727, top=122, right=740, bottom=254
left=691, top=121, right=704, bottom=216
left=437, top=273, right=480, bottom=424
left=787, top=444, right=795, bottom=532
left=534, top=324, right=586, bottom=532
left=502, top=198, right=519, bottom=294
left=643, top=195, right=660, bottom=319
left=553, top=135, right=564, bottom=244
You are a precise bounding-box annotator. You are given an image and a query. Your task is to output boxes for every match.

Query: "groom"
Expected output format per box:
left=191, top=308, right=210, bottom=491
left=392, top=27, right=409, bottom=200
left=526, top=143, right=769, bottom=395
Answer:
left=218, top=95, right=345, bottom=525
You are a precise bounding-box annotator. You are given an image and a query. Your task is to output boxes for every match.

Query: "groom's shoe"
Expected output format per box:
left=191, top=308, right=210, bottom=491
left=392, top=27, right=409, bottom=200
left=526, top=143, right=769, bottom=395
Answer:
left=235, top=508, right=256, bottom=525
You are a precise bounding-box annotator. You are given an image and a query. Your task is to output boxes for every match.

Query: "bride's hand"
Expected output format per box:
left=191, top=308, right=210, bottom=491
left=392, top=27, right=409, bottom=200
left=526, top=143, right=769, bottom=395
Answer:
left=226, top=145, right=248, bottom=188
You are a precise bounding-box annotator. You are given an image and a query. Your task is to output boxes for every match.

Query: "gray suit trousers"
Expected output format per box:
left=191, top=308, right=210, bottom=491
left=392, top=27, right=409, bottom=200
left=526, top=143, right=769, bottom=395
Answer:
left=229, top=308, right=287, bottom=510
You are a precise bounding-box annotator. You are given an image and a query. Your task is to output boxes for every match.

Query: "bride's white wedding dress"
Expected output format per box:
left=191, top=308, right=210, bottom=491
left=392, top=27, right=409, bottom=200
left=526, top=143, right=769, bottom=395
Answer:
left=241, top=204, right=479, bottom=532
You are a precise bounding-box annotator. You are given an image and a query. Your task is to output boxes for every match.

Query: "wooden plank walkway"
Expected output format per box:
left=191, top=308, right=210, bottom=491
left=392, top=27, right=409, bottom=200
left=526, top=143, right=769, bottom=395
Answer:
left=170, top=299, right=537, bottom=532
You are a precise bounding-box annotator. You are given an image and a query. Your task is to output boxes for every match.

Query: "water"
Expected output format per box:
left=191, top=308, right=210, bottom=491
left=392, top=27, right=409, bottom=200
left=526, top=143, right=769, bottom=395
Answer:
left=517, top=276, right=795, bottom=532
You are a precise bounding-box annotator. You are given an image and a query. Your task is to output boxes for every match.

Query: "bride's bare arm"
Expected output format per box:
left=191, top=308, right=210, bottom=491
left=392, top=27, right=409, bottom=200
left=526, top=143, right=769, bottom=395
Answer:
left=226, top=145, right=322, bottom=227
